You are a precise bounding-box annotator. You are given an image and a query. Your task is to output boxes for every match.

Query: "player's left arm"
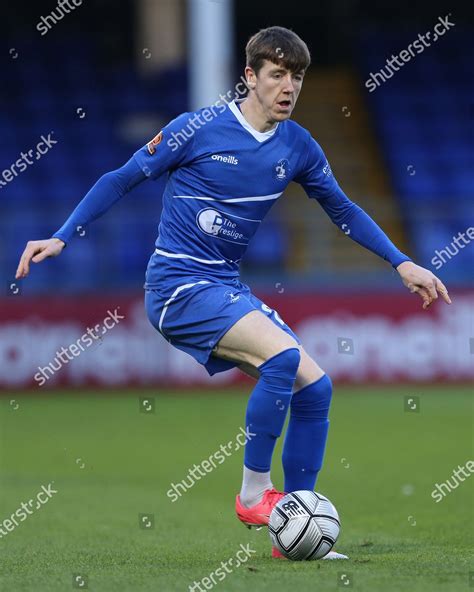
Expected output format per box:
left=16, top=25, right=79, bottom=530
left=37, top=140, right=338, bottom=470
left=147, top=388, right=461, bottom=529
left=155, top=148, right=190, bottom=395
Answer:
left=316, top=188, right=451, bottom=309
left=294, top=135, right=451, bottom=310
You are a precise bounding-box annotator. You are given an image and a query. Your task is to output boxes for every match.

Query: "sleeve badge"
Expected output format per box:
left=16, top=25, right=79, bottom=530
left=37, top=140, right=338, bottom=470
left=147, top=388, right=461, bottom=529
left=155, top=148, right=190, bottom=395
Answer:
left=147, top=131, right=163, bottom=155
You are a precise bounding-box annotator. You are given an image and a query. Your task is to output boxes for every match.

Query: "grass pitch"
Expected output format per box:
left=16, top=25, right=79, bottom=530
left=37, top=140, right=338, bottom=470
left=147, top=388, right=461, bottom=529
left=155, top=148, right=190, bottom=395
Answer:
left=0, top=386, right=472, bottom=591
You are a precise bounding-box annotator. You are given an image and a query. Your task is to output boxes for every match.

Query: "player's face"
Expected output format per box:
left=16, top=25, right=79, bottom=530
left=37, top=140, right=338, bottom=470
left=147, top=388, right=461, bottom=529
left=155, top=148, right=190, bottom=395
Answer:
left=250, top=60, right=305, bottom=122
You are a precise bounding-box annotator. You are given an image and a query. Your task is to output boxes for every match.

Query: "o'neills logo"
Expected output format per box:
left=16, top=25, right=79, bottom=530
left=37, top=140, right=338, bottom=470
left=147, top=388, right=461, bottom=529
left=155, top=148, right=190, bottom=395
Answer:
left=211, top=154, right=239, bottom=165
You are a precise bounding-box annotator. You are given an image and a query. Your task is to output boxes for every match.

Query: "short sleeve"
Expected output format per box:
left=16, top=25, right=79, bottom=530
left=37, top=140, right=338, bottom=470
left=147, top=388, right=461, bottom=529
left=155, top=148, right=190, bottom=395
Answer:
left=293, top=135, right=340, bottom=200
left=133, top=112, right=196, bottom=179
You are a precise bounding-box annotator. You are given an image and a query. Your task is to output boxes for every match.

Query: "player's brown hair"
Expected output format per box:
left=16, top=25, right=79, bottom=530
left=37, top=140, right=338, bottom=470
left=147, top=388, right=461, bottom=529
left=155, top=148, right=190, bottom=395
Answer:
left=246, top=26, right=311, bottom=75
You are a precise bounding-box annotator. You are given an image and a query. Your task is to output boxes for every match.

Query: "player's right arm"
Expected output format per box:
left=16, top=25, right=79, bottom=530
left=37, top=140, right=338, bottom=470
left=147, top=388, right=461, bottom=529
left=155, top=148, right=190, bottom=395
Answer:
left=16, top=112, right=195, bottom=279
left=15, top=157, right=146, bottom=278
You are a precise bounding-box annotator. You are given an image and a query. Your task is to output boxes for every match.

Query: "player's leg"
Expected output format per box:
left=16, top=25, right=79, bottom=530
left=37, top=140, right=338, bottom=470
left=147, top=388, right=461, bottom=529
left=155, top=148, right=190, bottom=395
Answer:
left=238, top=348, right=346, bottom=561
left=212, top=310, right=301, bottom=517
left=236, top=342, right=333, bottom=494
left=281, top=349, right=333, bottom=493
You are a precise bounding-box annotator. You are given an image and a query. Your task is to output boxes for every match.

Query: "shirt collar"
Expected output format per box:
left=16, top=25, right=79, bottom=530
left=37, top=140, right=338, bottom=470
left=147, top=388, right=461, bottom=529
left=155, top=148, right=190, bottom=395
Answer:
left=228, top=99, right=279, bottom=143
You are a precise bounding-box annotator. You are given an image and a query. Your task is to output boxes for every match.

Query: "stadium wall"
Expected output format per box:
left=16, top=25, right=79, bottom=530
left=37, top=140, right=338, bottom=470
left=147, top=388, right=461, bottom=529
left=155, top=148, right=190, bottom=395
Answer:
left=1, top=292, right=472, bottom=390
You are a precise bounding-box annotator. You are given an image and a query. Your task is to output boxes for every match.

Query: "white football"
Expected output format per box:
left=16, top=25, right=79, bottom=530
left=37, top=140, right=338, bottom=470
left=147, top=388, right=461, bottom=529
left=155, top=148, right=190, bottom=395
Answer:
left=268, top=490, right=341, bottom=560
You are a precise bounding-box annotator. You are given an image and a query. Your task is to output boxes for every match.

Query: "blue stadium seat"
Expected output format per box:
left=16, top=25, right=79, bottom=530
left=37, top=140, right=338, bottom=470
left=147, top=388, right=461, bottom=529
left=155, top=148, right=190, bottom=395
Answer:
left=359, top=29, right=473, bottom=283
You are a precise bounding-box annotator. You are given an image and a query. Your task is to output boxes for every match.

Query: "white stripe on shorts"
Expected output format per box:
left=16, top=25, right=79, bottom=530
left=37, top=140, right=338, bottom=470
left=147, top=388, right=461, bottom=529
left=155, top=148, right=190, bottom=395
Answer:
left=159, top=280, right=211, bottom=333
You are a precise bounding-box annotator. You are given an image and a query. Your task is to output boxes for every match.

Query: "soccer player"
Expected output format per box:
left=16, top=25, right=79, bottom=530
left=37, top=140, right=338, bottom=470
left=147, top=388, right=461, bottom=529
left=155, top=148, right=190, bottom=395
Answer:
left=16, top=26, right=450, bottom=560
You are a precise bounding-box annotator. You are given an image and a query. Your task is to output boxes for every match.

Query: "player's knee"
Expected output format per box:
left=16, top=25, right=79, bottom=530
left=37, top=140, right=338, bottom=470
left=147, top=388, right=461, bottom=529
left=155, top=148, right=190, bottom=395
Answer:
left=245, top=349, right=300, bottom=440
left=258, top=347, right=301, bottom=388
left=290, top=374, right=333, bottom=419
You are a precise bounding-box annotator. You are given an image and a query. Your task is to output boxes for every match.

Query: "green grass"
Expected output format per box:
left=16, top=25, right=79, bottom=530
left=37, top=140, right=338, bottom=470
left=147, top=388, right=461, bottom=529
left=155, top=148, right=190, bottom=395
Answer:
left=0, top=386, right=473, bottom=591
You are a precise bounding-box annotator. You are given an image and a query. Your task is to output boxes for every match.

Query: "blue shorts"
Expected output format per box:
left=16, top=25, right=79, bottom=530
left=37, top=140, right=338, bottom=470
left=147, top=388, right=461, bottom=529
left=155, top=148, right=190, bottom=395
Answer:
left=145, top=275, right=300, bottom=376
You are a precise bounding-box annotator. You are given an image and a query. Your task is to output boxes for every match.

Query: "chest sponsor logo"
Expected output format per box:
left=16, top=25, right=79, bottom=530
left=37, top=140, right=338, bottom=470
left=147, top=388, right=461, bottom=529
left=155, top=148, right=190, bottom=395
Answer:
left=196, top=208, right=256, bottom=245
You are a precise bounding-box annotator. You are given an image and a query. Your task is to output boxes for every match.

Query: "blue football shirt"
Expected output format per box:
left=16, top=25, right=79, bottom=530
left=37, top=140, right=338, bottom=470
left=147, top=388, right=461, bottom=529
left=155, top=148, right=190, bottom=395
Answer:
left=133, top=99, right=339, bottom=283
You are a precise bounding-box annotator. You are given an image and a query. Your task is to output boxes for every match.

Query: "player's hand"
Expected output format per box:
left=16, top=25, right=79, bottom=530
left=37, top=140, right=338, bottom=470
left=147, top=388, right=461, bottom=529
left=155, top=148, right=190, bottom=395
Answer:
left=15, top=238, right=65, bottom=279
left=396, top=261, right=451, bottom=310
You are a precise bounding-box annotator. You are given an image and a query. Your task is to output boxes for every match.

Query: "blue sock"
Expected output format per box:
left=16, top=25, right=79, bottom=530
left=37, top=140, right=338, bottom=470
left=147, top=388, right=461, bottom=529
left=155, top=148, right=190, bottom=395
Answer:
left=244, top=348, right=300, bottom=473
left=282, top=374, right=332, bottom=492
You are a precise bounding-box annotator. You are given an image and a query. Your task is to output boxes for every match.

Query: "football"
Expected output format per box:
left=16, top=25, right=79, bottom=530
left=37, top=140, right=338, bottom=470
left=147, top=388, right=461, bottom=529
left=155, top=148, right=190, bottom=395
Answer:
left=268, top=490, right=341, bottom=560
